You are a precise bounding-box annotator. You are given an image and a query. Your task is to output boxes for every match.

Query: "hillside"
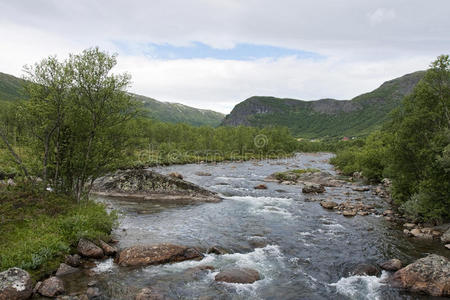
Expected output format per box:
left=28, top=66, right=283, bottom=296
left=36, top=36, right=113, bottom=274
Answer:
left=0, top=72, right=224, bottom=127
left=222, top=71, right=425, bottom=137
left=133, top=94, right=224, bottom=127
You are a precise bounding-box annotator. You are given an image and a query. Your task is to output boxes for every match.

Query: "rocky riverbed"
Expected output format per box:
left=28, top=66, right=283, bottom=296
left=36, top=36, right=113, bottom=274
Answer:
left=1, top=153, right=449, bottom=299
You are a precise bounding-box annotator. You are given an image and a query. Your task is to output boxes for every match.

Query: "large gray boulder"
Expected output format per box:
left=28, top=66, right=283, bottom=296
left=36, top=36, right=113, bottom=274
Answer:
left=390, top=254, right=450, bottom=297
left=0, top=268, right=33, bottom=300
left=92, top=169, right=221, bottom=203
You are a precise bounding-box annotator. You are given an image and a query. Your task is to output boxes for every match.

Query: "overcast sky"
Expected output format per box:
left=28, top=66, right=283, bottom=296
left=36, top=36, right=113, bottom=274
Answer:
left=0, top=0, right=449, bottom=113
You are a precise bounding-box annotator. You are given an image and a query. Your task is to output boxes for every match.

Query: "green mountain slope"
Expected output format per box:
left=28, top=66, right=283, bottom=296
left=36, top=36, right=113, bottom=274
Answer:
left=222, top=71, right=425, bottom=137
left=133, top=94, right=224, bottom=127
left=0, top=72, right=224, bottom=127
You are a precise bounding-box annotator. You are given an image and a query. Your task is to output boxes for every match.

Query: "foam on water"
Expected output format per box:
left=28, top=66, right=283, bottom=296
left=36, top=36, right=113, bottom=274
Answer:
left=92, top=258, right=115, bottom=273
left=330, top=271, right=389, bottom=300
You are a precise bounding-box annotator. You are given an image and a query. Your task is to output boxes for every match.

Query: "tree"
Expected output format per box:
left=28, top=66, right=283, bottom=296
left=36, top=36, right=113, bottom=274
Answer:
left=20, top=47, right=138, bottom=200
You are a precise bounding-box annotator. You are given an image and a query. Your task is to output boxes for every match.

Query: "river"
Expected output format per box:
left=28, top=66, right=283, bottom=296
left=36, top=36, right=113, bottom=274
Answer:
left=58, top=153, right=449, bottom=300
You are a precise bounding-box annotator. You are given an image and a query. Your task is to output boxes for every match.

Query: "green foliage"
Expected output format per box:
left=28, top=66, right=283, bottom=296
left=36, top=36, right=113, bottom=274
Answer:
left=0, top=183, right=116, bottom=277
left=331, top=55, right=450, bottom=223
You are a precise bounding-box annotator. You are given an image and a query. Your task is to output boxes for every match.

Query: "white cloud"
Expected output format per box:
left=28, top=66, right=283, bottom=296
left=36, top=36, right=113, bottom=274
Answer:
left=0, top=0, right=448, bottom=113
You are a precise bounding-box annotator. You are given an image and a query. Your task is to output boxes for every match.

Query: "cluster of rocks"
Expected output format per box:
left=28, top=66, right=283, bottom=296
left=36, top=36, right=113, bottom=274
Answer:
left=350, top=254, right=450, bottom=297
left=402, top=223, right=450, bottom=249
left=91, top=169, right=221, bottom=203
left=319, top=200, right=377, bottom=217
left=265, top=170, right=347, bottom=188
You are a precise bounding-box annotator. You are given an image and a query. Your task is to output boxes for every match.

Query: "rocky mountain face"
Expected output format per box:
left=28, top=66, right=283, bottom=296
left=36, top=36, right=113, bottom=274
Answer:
left=222, top=71, right=425, bottom=137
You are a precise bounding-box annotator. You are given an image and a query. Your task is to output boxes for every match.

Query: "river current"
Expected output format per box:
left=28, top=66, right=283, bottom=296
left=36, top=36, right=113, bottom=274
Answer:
left=57, top=153, right=448, bottom=300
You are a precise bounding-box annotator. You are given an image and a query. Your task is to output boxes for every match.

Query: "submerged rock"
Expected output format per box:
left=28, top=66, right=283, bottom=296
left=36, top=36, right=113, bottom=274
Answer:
left=0, top=267, right=33, bottom=300
left=55, top=263, right=79, bottom=276
left=302, top=183, right=325, bottom=194
left=92, top=169, right=221, bottom=203
left=116, top=244, right=203, bottom=267
left=320, top=200, right=338, bottom=209
left=195, top=172, right=211, bottom=176
left=215, top=268, right=261, bottom=284
left=352, top=264, right=381, bottom=276
left=390, top=254, right=450, bottom=297
left=135, top=287, right=169, bottom=300
left=380, top=259, right=403, bottom=271
left=77, top=239, right=104, bottom=258
left=254, top=184, right=267, bottom=190
left=38, top=277, right=65, bottom=297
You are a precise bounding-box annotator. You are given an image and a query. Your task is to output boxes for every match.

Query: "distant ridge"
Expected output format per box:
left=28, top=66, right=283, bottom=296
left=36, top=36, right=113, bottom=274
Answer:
left=222, top=71, right=426, bottom=137
left=0, top=72, right=225, bottom=127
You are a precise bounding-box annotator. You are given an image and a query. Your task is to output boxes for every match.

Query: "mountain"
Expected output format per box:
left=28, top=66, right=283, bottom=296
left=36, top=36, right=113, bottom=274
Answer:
left=0, top=72, right=224, bottom=127
left=133, top=94, right=224, bottom=127
left=222, top=71, right=425, bottom=137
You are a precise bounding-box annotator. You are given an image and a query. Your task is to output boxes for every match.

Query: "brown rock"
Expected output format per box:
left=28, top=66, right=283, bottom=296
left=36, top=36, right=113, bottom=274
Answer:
left=116, top=244, right=203, bottom=267
left=99, top=240, right=117, bottom=256
left=302, top=183, right=325, bottom=194
left=390, top=254, right=450, bottom=297
left=403, top=223, right=416, bottom=230
left=352, top=264, right=381, bottom=276
left=55, top=263, right=79, bottom=276
left=380, top=259, right=402, bottom=271
left=195, top=172, right=211, bottom=176
left=215, top=268, right=261, bottom=284
left=343, top=210, right=356, bottom=217
left=254, top=184, right=268, bottom=190
left=383, top=210, right=394, bottom=216
left=206, top=246, right=227, bottom=255
left=0, top=268, right=33, bottom=300
left=320, top=200, right=338, bottom=209
left=168, top=172, right=183, bottom=180
left=77, top=239, right=104, bottom=258
left=65, top=254, right=82, bottom=267
left=352, top=186, right=370, bottom=192
left=38, top=277, right=65, bottom=297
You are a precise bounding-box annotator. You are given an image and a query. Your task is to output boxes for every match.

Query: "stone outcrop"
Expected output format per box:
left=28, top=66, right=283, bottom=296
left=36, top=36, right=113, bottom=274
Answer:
left=0, top=268, right=33, bottom=300
left=37, top=277, right=65, bottom=297
left=92, top=169, right=221, bottom=203
left=302, top=183, right=325, bottom=194
left=215, top=268, right=261, bottom=284
left=380, top=259, right=402, bottom=271
left=77, top=239, right=104, bottom=258
left=116, top=244, right=203, bottom=267
left=390, top=254, right=450, bottom=297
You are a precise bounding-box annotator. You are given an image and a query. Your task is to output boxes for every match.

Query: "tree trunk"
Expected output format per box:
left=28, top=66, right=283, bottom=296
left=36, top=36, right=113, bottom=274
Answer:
left=0, top=129, right=30, bottom=178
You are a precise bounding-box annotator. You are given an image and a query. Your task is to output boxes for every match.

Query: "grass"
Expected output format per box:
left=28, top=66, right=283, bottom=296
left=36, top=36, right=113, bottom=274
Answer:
left=0, top=182, right=117, bottom=280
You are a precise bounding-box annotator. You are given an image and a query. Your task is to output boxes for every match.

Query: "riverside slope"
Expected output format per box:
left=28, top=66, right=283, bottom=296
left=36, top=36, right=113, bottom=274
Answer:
left=222, top=71, right=425, bottom=137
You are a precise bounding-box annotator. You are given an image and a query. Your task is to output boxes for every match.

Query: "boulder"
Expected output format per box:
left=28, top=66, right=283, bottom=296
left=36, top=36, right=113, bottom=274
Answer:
left=206, top=246, right=228, bottom=255
left=116, top=244, right=203, bottom=267
left=380, top=259, right=402, bottom=271
left=55, top=263, right=79, bottom=276
left=343, top=210, right=356, bottom=217
left=302, top=183, right=325, bottom=194
left=410, top=228, right=434, bottom=239
left=215, top=268, right=261, bottom=284
left=37, top=277, right=65, bottom=297
left=77, top=239, right=104, bottom=258
left=0, top=268, right=33, bottom=300
left=445, top=244, right=450, bottom=250
left=86, top=287, right=101, bottom=299
left=168, top=172, right=183, bottom=180
left=441, top=228, right=450, bottom=243
left=254, top=184, right=267, bottom=190
left=99, top=240, right=117, bottom=256
left=390, top=254, right=450, bottom=297
left=352, top=186, right=370, bottom=192
left=403, top=223, right=416, bottom=230
left=320, top=200, right=338, bottom=209
left=65, top=254, right=82, bottom=267
left=352, top=264, right=381, bottom=276
left=91, top=169, right=221, bottom=203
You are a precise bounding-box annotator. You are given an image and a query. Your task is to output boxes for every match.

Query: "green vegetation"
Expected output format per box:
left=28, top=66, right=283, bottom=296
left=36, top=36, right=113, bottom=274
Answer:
left=222, top=71, right=425, bottom=138
left=0, top=182, right=116, bottom=279
left=273, top=168, right=320, bottom=181
left=331, top=55, right=450, bottom=223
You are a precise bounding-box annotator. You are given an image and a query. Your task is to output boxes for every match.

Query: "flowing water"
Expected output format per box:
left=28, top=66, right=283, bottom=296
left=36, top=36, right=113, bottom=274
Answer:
left=58, top=153, right=449, bottom=300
